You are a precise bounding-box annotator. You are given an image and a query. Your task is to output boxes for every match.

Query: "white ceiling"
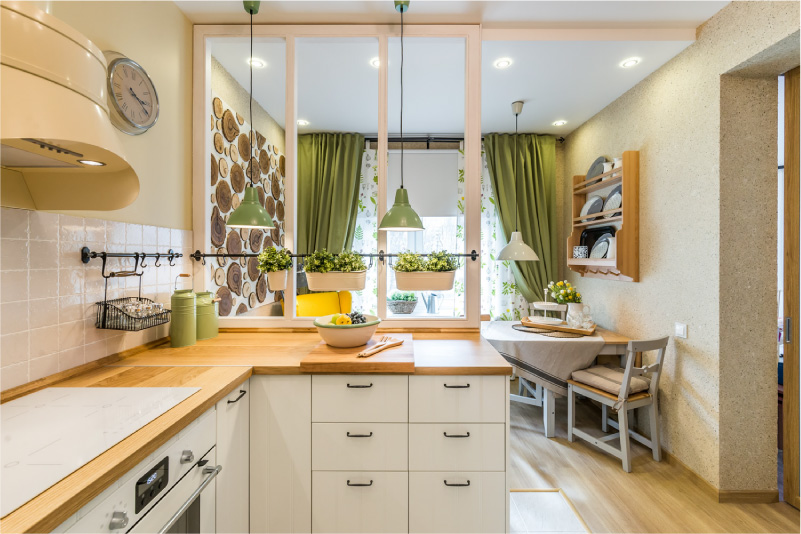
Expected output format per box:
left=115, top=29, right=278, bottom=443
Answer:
left=178, top=1, right=729, bottom=28
left=203, top=1, right=729, bottom=136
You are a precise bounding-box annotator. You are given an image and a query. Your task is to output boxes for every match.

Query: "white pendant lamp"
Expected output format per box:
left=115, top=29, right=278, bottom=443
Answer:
left=378, top=0, right=424, bottom=232
left=498, top=101, right=539, bottom=261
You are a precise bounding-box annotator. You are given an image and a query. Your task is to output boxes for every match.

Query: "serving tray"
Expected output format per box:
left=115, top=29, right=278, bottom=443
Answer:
left=521, top=317, right=596, bottom=336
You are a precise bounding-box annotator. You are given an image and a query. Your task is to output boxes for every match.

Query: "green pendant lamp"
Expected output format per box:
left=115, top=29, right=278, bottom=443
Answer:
left=498, top=101, right=539, bottom=261
left=228, top=0, right=274, bottom=230
left=378, top=0, right=423, bottom=232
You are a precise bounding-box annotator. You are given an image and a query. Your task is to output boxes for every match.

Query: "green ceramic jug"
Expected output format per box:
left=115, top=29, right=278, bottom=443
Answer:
left=170, top=274, right=196, bottom=347
left=196, top=291, right=219, bottom=341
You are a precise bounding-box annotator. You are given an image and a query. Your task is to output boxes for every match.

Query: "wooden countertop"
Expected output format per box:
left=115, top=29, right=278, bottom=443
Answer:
left=1, top=366, right=252, bottom=534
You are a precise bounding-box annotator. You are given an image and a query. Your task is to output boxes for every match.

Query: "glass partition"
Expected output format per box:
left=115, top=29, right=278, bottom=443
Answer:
left=385, top=37, right=466, bottom=318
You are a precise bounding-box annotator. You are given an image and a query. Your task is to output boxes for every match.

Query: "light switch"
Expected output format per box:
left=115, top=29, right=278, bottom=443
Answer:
left=674, top=322, right=688, bottom=339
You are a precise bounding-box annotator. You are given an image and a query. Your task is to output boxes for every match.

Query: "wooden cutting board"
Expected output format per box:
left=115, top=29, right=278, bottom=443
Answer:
left=300, top=333, right=415, bottom=373
left=521, top=317, right=596, bottom=336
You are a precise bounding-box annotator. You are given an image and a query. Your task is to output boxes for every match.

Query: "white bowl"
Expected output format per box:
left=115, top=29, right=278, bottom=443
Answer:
left=313, top=314, right=381, bottom=348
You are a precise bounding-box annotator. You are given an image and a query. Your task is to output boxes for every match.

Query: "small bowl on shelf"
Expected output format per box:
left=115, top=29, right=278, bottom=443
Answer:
left=313, top=314, right=381, bottom=348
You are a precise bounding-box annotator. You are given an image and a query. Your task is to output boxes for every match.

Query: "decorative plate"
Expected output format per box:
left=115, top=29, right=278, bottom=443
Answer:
left=579, top=195, right=604, bottom=222
left=585, top=156, right=607, bottom=181
left=523, top=316, right=564, bottom=325
left=603, top=185, right=622, bottom=218
left=590, top=238, right=609, bottom=259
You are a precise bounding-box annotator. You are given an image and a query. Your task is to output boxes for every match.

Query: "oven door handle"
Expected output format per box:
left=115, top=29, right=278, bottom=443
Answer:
left=157, top=464, right=222, bottom=534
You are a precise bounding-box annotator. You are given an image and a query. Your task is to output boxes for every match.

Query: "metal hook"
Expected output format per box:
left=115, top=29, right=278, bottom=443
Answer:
left=201, top=256, right=207, bottom=266
left=367, top=255, right=374, bottom=269
left=154, top=252, right=161, bottom=267
left=168, top=249, right=176, bottom=267
left=140, top=253, right=148, bottom=268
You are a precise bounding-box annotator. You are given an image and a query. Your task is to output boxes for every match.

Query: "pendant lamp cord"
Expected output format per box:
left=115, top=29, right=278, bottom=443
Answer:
left=514, top=112, right=519, bottom=232
left=399, top=8, right=405, bottom=189
left=249, top=8, right=254, bottom=185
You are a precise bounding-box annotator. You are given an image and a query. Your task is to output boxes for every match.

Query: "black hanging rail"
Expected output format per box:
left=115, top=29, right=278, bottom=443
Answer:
left=81, top=247, right=183, bottom=278
left=189, top=249, right=479, bottom=269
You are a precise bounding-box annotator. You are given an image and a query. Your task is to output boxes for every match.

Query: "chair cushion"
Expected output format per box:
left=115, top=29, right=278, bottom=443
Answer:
left=571, top=365, right=651, bottom=396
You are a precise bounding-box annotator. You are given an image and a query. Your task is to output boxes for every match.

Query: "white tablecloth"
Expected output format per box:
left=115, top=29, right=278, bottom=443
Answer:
left=481, top=321, right=605, bottom=396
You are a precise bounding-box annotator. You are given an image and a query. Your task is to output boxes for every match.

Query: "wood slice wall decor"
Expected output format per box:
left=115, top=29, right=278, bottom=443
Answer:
left=209, top=92, right=286, bottom=317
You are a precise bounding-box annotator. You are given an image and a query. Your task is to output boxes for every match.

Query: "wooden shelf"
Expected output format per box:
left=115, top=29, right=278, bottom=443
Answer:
left=567, top=151, right=639, bottom=282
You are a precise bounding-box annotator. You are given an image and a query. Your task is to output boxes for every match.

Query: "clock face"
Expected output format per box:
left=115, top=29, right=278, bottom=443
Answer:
left=107, top=58, right=159, bottom=134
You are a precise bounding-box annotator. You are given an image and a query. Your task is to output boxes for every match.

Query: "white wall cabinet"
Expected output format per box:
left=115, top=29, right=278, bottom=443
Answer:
left=216, top=379, right=250, bottom=534
left=250, top=375, right=312, bottom=534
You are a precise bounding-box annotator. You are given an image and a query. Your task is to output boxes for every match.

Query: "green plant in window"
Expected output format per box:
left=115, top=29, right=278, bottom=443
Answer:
left=257, top=246, right=292, bottom=273
left=389, top=291, right=417, bottom=302
left=304, top=249, right=336, bottom=273
left=393, top=251, right=426, bottom=272
left=424, top=251, right=459, bottom=272
left=333, top=251, right=367, bottom=272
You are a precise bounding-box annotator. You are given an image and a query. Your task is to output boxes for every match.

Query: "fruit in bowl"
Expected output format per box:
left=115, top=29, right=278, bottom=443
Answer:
left=314, top=312, right=381, bottom=348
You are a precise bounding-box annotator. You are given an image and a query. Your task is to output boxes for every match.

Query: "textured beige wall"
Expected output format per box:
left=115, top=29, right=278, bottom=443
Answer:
left=47, top=2, right=193, bottom=230
left=563, top=1, right=799, bottom=490
left=211, top=56, right=286, bottom=155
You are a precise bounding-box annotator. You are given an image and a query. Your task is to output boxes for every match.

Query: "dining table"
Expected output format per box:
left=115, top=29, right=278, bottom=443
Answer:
left=480, top=320, right=631, bottom=438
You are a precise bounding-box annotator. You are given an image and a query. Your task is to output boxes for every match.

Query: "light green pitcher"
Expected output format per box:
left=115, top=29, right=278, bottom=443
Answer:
left=196, top=291, right=219, bottom=341
left=170, top=274, right=196, bottom=347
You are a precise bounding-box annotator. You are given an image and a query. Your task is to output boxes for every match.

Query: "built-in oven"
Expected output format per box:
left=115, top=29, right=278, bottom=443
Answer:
left=60, top=409, right=220, bottom=534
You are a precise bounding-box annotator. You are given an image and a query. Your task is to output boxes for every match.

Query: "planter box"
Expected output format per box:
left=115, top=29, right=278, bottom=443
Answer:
left=388, top=299, right=418, bottom=314
left=306, top=270, right=367, bottom=292
left=266, top=270, right=288, bottom=292
left=394, top=271, right=456, bottom=291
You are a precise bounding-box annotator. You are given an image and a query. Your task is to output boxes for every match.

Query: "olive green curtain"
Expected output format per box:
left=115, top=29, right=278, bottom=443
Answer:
left=484, top=133, right=557, bottom=302
left=297, top=133, right=364, bottom=254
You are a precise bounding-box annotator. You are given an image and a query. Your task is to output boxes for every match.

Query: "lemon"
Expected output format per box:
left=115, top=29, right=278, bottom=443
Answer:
left=336, top=315, right=352, bottom=325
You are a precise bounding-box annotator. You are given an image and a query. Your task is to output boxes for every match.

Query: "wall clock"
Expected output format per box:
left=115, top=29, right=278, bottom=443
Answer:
left=103, top=51, right=160, bottom=135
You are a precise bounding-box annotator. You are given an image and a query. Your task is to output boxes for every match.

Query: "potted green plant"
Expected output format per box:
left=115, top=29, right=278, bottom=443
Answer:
left=304, top=249, right=368, bottom=291
left=387, top=291, right=418, bottom=314
left=393, top=250, right=458, bottom=291
left=257, top=246, right=293, bottom=291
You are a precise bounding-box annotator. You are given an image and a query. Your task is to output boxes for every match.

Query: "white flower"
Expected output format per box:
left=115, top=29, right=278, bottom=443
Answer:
left=560, top=290, right=565, bottom=295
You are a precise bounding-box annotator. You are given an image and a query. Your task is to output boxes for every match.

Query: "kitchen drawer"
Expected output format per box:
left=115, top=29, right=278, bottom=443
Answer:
left=312, top=375, right=408, bottom=422
left=409, top=376, right=506, bottom=423
left=409, top=472, right=506, bottom=534
left=313, top=423, right=407, bottom=471
left=409, top=424, right=505, bottom=472
left=312, top=471, right=408, bottom=533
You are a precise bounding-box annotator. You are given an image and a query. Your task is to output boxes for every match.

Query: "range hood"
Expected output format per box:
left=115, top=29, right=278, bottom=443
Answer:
left=0, top=2, right=139, bottom=210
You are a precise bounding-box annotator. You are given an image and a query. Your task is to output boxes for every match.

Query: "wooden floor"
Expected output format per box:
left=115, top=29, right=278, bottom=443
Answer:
left=509, top=383, right=800, bottom=533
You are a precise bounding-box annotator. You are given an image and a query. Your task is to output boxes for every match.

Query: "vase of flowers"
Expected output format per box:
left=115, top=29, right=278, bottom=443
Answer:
left=304, top=249, right=367, bottom=291
left=547, top=280, right=582, bottom=304
left=257, top=246, right=292, bottom=291
left=393, top=251, right=459, bottom=291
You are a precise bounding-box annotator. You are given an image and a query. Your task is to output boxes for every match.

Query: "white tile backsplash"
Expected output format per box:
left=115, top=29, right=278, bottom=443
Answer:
left=0, top=208, right=193, bottom=391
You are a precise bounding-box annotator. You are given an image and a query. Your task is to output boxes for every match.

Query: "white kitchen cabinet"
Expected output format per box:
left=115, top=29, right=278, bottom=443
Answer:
left=408, top=472, right=506, bottom=534
left=215, top=379, right=249, bottom=534
left=312, top=471, right=408, bottom=533
left=312, top=375, right=408, bottom=422
left=312, top=423, right=408, bottom=471
left=409, top=423, right=505, bottom=472
left=409, top=376, right=506, bottom=423
left=250, top=375, right=312, bottom=534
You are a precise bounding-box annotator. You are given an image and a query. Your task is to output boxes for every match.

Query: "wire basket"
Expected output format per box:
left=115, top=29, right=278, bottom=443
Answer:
left=95, top=297, right=171, bottom=331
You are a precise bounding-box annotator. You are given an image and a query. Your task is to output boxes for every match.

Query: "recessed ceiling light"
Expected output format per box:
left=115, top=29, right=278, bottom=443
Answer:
left=297, top=119, right=309, bottom=126
left=78, top=159, right=105, bottom=166
left=552, top=120, right=567, bottom=127
left=619, top=57, right=640, bottom=68
left=493, top=57, right=513, bottom=69
left=248, top=57, right=266, bottom=68
left=370, top=57, right=380, bottom=68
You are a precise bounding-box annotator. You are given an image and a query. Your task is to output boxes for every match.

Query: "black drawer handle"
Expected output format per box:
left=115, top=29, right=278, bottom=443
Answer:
left=346, top=432, right=373, bottom=438
left=347, top=383, right=373, bottom=388
left=443, top=432, right=470, bottom=438
left=444, top=480, right=471, bottom=487
left=444, top=383, right=470, bottom=388
left=347, top=480, right=373, bottom=487
left=227, top=390, right=247, bottom=404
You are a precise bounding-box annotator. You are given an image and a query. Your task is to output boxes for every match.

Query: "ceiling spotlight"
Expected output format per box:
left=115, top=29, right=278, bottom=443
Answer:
left=297, top=119, right=309, bottom=126
left=619, top=57, right=640, bottom=68
left=552, top=120, right=567, bottom=126
left=493, top=57, right=513, bottom=69
left=248, top=57, right=266, bottom=68
left=78, top=159, right=106, bottom=166
left=370, top=57, right=380, bottom=68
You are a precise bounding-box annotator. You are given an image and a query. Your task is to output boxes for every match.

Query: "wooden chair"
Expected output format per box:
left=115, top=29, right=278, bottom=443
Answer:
left=567, top=336, right=669, bottom=472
